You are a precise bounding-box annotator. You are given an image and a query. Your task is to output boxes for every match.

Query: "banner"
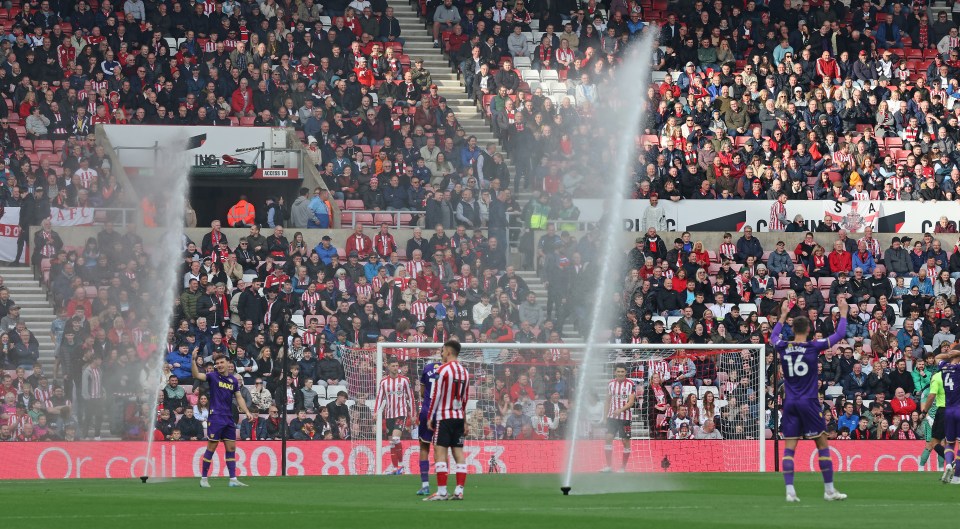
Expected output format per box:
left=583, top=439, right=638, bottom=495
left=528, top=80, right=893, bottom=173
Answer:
left=822, top=201, right=880, bottom=232
left=574, top=199, right=960, bottom=233
left=50, top=207, right=95, bottom=227
left=101, top=125, right=286, bottom=170
left=0, top=206, right=20, bottom=263
left=0, top=440, right=937, bottom=479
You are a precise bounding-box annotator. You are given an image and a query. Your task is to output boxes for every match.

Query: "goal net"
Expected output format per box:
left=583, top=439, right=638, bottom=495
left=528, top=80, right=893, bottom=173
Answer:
left=338, top=342, right=766, bottom=475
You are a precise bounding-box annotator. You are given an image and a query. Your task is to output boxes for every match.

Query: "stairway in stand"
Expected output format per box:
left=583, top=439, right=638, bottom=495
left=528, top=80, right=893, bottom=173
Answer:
left=388, top=3, right=577, bottom=338
left=0, top=265, right=57, bottom=370
left=387, top=1, right=526, bottom=198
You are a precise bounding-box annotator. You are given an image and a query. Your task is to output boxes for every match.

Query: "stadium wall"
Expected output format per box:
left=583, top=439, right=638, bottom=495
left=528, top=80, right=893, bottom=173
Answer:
left=573, top=199, right=958, bottom=233
left=0, top=441, right=936, bottom=479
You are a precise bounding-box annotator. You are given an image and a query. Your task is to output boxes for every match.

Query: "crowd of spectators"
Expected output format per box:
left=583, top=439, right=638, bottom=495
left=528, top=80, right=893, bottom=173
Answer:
left=432, top=0, right=960, bottom=204
left=8, top=0, right=960, bottom=448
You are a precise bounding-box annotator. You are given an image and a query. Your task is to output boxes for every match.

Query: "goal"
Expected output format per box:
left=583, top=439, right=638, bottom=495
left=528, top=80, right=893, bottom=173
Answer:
left=338, top=342, right=767, bottom=475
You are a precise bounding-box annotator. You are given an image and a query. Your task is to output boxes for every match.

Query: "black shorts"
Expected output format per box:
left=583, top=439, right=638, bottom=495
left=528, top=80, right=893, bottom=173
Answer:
left=436, top=418, right=466, bottom=448
left=933, top=411, right=946, bottom=440
left=385, top=417, right=407, bottom=434
left=606, top=418, right=631, bottom=439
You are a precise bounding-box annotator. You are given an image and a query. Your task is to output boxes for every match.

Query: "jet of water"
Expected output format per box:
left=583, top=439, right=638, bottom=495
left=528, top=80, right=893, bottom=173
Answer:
left=139, top=140, right=190, bottom=479
left=562, top=30, right=658, bottom=490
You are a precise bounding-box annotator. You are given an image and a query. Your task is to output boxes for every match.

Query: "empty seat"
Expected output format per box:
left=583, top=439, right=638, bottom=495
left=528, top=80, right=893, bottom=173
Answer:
left=326, top=384, right=348, bottom=398
left=540, top=69, right=560, bottom=81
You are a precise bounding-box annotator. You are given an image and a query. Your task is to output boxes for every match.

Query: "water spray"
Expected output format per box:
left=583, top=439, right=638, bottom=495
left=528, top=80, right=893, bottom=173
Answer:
left=561, top=30, right=658, bottom=494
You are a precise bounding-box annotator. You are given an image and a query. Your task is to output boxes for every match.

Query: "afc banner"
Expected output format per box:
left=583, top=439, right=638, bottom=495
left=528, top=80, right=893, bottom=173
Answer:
left=574, top=199, right=960, bottom=233
left=0, top=440, right=940, bottom=479
left=50, top=207, right=95, bottom=227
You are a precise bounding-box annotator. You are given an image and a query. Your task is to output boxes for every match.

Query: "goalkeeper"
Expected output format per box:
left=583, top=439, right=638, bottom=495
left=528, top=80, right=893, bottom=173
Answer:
left=920, top=369, right=947, bottom=471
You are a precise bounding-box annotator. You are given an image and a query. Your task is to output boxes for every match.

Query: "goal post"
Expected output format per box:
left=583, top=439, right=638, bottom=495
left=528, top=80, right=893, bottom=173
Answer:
left=356, top=341, right=767, bottom=476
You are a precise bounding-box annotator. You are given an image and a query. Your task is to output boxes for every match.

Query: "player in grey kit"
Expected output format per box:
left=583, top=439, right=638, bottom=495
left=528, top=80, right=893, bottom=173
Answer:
left=772, top=297, right=849, bottom=503
left=933, top=349, right=960, bottom=484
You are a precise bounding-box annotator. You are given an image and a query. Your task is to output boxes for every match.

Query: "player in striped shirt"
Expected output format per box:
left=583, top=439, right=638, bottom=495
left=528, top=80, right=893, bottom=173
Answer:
left=376, top=357, right=415, bottom=475
left=602, top=364, right=635, bottom=473
left=424, top=340, right=470, bottom=501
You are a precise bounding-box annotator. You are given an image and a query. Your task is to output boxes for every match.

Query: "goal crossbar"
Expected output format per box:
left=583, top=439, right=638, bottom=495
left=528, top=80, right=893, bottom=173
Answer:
left=372, top=342, right=767, bottom=475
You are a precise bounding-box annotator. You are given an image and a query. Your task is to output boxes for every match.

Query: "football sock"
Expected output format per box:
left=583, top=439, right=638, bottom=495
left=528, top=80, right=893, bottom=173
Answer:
left=389, top=439, right=401, bottom=469
left=419, top=459, right=430, bottom=487
left=201, top=449, right=215, bottom=478
left=818, top=448, right=834, bottom=492
left=782, top=448, right=795, bottom=489
left=621, top=448, right=631, bottom=469
left=604, top=443, right=613, bottom=467
left=935, top=444, right=946, bottom=458
left=920, top=448, right=932, bottom=466
left=945, top=445, right=955, bottom=469
left=225, top=451, right=237, bottom=478
left=455, top=463, right=467, bottom=488
left=435, top=462, right=448, bottom=495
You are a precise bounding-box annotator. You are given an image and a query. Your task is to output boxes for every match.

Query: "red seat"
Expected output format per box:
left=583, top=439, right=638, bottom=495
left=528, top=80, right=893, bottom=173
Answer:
left=374, top=213, right=395, bottom=225
left=345, top=199, right=364, bottom=210
left=238, top=116, right=255, bottom=126
left=305, top=315, right=325, bottom=328
left=33, top=139, right=52, bottom=153
left=355, top=213, right=375, bottom=225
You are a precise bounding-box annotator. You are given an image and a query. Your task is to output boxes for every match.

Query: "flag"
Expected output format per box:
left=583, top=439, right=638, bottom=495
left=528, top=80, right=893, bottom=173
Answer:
left=823, top=201, right=881, bottom=233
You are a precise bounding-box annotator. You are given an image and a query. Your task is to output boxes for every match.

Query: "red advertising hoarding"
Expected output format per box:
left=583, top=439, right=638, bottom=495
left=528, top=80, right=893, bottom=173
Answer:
left=0, top=440, right=936, bottom=480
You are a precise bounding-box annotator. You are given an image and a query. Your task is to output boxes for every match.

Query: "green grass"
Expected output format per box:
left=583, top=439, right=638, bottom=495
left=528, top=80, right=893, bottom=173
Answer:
left=0, top=472, right=953, bottom=529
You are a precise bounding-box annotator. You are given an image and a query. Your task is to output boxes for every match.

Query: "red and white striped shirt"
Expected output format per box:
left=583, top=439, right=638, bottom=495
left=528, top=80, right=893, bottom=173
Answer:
left=858, top=236, right=880, bottom=257
left=410, top=300, right=430, bottom=322
left=74, top=168, right=98, bottom=189
left=427, top=361, right=470, bottom=421
left=769, top=201, right=787, bottom=231
left=301, top=291, right=322, bottom=312
left=718, top=242, right=736, bottom=261
left=408, top=259, right=425, bottom=278
left=607, top=378, right=635, bottom=420
left=375, top=375, right=414, bottom=419
left=302, top=330, right=318, bottom=347
left=355, top=283, right=373, bottom=300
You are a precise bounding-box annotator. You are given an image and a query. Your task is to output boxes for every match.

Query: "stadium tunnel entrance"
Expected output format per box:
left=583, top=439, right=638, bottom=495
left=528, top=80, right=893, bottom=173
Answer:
left=189, top=178, right=302, bottom=227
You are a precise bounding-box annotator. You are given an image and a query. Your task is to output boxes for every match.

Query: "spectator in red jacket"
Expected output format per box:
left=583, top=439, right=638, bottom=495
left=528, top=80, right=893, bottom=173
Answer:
left=230, top=77, right=254, bottom=117
left=828, top=239, right=852, bottom=275
left=890, top=387, right=916, bottom=422
left=485, top=317, right=515, bottom=342
left=510, top=373, right=535, bottom=402
left=344, top=224, right=374, bottom=258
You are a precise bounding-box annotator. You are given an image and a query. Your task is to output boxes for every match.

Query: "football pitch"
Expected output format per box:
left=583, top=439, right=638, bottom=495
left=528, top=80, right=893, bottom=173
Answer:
left=1, top=472, right=954, bottom=529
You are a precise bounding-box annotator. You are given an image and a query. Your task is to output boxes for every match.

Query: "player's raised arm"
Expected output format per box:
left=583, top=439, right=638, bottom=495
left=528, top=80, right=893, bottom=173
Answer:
left=191, top=349, right=207, bottom=382
left=824, top=297, right=848, bottom=347
left=771, top=299, right=791, bottom=346
left=934, top=349, right=960, bottom=363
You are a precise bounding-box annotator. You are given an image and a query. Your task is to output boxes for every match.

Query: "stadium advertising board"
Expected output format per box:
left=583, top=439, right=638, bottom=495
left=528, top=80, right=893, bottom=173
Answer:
left=101, top=125, right=282, bottom=169
left=0, top=441, right=939, bottom=479
left=574, top=199, right=960, bottom=233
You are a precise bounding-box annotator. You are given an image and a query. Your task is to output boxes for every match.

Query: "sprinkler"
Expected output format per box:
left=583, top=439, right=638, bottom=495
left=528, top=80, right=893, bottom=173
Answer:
left=560, top=486, right=571, bottom=496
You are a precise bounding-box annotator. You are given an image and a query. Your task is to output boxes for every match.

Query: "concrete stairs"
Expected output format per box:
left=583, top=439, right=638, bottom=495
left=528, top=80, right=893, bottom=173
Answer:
left=388, top=0, right=528, bottom=199
left=389, top=2, right=575, bottom=338
left=0, top=265, right=57, bottom=370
